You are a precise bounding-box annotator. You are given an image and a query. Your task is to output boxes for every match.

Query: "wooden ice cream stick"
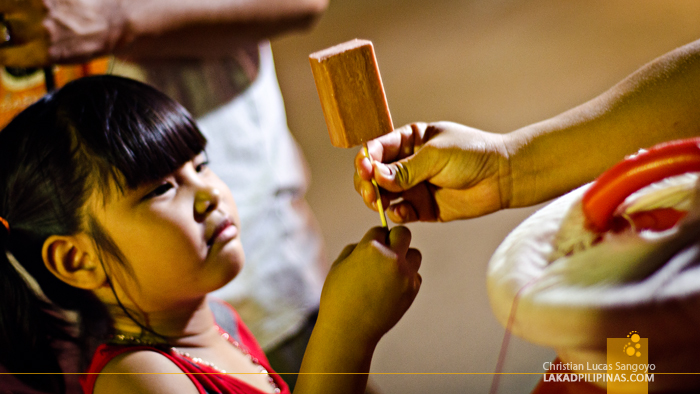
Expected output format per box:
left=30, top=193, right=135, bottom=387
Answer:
left=309, top=39, right=393, bottom=228
left=362, top=144, right=388, bottom=227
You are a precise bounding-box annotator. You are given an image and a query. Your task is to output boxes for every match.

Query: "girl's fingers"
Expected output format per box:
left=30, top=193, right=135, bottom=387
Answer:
left=405, top=248, right=422, bottom=274
left=332, top=243, right=357, bottom=265
left=359, top=226, right=390, bottom=246
left=407, top=248, right=423, bottom=292
left=387, top=225, right=411, bottom=255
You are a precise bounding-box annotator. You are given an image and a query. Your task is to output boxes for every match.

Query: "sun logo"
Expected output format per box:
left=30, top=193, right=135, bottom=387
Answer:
left=624, top=331, right=642, bottom=357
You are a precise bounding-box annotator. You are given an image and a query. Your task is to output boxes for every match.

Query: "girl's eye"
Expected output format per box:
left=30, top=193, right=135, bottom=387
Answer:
left=144, top=182, right=174, bottom=199
left=195, top=160, right=209, bottom=173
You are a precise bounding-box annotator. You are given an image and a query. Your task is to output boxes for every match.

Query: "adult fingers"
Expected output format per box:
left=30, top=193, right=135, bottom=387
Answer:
left=353, top=145, right=383, bottom=209
left=354, top=123, right=423, bottom=181
left=2, top=13, right=44, bottom=44
left=0, top=0, right=32, bottom=13
left=372, top=125, right=445, bottom=193
left=0, top=11, right=49, bottom=67
left=395, top=183, right=438, bottom=222
left=353, top=170, right=399, bottom=211
left=386, top=201, right=418, bottom=224
left=354, top=152, right=373, bottom=182
left=373, top=152, right=438, bottom=193
left=384, top=181, right=438, bottom=224
left=354, top=123, right=429, bottom=209
left=372, top=123, right=420, bottom=162
left=353, top=131, right=397, bottom=183
left=0, top=40, right=48, bottom=66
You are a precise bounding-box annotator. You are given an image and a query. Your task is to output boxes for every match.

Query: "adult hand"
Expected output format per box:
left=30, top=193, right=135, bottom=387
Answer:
left=354, top=121, right=511, bottom=223
left=0, top=0, right=123, bottom=67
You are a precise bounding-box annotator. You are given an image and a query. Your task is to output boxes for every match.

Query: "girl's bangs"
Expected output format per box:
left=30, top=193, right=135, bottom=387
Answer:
left=57, top=76, right=207, bottom=192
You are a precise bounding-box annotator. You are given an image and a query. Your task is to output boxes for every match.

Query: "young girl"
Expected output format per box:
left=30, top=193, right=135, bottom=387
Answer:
left=0, top=75, right=422, bottom=394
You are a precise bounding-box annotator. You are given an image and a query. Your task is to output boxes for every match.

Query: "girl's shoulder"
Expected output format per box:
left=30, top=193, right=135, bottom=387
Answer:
left=83, top=299, right=273, bottom=394
left=85, top=345, right=202, bottom=394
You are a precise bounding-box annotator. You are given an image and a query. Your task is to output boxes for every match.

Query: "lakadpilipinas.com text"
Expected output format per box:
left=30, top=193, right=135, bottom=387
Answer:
left=542, top=362, right=655, bottom=383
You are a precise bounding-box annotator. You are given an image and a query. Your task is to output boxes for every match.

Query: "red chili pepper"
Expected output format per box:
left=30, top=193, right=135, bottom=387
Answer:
left=582, top=137, right=700, bottom=232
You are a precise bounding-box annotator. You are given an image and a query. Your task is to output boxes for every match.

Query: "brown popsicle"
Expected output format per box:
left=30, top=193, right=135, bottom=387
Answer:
left=309, top=39, right=394, bottom=148
left=309, top=39, right=392, bottom=227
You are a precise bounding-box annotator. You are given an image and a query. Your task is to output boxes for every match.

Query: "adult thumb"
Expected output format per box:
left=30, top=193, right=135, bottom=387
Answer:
left=372, top=148, right=438, bottom=192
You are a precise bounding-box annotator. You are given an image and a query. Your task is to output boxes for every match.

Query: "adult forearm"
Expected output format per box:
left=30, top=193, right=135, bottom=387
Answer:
left=505, top=38, right=700, bottom=208
left=116, top=0, right=328, bottom=59
left=116, top=0, right=327, bottom=59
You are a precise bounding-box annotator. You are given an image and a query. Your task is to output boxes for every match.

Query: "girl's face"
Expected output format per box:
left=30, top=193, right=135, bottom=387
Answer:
left=89, top=153, right=244, bottom=312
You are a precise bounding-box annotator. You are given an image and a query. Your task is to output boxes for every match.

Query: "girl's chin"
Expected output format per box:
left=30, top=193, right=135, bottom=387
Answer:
left=221, top=261, right=243, bottom=287
left=218, top=250, right=245, bottom=285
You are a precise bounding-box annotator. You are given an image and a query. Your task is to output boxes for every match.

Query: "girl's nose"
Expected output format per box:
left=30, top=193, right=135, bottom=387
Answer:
left=194, top=186, right=220, bottom=216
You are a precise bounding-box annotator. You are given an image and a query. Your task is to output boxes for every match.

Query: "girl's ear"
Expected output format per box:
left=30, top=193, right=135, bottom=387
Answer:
left=42, top=234, right=106, bottom=290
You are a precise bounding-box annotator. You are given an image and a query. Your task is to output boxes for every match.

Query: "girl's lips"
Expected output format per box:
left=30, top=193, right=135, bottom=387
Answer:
left=208, top=219, right=237, bottom=246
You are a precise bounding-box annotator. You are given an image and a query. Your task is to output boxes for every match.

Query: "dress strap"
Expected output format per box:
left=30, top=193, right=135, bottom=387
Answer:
left=208, top=298, right=241, bottom=342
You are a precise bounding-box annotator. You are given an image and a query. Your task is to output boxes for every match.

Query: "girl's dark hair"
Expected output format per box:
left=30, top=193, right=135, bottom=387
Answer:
left=0, top=75, right=207, bottom=392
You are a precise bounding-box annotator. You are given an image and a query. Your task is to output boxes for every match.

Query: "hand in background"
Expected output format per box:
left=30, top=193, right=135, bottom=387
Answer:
left=354, top=122, right=511, bottom=223
left=0, top=0, right=123, bottom=66
left=0, top=0, right=328, bottom=66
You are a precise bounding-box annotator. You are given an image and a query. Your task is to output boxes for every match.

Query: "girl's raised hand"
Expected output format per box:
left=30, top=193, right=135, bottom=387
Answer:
left=318, top=226, right=421, bottom=345
left=295, top=226, right=421, bottom=393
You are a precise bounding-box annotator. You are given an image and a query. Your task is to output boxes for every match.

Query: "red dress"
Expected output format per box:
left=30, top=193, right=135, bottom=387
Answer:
left=80, top=300, right=290, bottom=394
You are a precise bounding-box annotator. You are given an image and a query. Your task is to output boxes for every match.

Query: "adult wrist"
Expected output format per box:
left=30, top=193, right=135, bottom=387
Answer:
left=497, top=132, right=514, bottom=210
